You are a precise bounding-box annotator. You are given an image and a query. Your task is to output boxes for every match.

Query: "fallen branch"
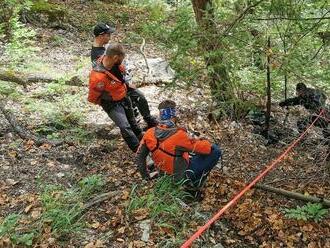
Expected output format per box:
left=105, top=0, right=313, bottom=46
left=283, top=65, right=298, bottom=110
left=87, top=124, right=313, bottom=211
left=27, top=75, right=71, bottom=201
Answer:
left=0, top=70, right=84, bottom=87
left=0, top=99, right=64, bottom=146
left=0, top=70, right=28, bottom=88
left=255, top=184, right=330, bottom=207
left=83, top=191, right=120, bottom=211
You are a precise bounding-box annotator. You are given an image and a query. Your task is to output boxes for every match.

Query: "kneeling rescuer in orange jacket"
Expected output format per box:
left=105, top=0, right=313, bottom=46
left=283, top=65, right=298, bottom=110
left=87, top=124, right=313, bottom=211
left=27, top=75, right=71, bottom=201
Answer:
left=136, top=100, right=222, bottom=193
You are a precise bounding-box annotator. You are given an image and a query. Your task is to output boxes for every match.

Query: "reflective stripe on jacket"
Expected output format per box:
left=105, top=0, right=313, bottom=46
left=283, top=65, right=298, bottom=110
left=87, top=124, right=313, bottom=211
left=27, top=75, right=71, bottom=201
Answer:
left=88, top=62, right=127, bottom=104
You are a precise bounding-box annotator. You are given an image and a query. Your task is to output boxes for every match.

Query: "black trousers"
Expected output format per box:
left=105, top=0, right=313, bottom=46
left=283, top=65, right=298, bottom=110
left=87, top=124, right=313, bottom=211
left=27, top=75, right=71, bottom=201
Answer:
left=100, top=97, right=142, bottom=152
left=127, top=88, right=156, bottom=126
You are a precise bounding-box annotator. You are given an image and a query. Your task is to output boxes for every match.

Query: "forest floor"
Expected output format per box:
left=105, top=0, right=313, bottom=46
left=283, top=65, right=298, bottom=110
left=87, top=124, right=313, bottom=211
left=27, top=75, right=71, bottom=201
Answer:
left=0, top=1, right=330, bottom=247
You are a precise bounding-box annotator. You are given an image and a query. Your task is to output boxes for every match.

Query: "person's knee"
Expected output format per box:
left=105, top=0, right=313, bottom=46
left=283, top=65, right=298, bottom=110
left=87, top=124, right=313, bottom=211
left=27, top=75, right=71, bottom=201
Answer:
left=211, top=144, right=222, bottom=160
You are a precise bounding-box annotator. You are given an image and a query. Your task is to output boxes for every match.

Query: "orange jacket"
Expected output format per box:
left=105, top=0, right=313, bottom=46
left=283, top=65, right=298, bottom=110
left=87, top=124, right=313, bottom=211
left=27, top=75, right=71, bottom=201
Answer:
left=136, top=124, right=212, bottom=180
left=88, top=62, right=127, bottom=105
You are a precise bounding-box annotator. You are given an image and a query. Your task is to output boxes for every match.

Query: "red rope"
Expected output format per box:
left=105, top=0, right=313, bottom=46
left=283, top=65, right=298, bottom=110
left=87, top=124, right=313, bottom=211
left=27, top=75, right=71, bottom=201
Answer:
left=181, top=109, right=325, bottom=248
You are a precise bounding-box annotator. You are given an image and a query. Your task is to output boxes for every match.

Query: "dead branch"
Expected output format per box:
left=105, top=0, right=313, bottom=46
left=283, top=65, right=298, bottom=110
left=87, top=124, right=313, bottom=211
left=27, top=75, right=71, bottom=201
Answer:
left=0, top=70, right=28, bottom=88
left=250, top=16, right=330, bottom=21
left=83, top=191, right=120, bottom=211
left=256, top=184, right=330, bottom=207
left=139, top=38, right=150, bottom=81
left=0, top=99, right=63, bottom=146
left=0, top=70, right=84, bottom=87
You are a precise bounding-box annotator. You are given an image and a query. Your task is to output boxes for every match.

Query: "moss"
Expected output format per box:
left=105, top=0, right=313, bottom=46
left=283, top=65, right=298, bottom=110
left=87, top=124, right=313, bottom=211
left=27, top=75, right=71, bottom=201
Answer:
left=30, top=0, right=66, bottom=23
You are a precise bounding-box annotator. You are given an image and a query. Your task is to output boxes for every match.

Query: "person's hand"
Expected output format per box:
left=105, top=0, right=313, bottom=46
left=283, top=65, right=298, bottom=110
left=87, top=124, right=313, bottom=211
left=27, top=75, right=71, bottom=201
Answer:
left=129, top=83, right=137, bottom=89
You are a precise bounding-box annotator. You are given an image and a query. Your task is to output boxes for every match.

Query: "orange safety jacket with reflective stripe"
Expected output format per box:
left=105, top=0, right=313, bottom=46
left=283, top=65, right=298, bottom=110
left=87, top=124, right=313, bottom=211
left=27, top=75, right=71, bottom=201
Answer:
left=88, top=58, right=127, bottom=104
left=137, top=124, right=212, bottom=178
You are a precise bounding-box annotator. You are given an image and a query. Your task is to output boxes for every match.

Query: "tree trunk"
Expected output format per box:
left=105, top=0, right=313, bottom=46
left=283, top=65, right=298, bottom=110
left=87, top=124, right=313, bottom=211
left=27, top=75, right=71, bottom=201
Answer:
left=191, top=0, right=231, bottom=102
left=265, top=37, right=271, bottom=132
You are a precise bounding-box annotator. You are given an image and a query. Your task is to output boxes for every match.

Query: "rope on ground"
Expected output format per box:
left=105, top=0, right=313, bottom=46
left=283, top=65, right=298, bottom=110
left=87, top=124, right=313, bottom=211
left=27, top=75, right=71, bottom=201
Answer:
left=180, top=109, right=325, bottom=248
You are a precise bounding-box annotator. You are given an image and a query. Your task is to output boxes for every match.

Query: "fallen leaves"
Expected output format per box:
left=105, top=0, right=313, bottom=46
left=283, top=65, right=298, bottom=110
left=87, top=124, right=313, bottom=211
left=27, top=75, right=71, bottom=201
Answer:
left=90, top=221, right=101, bottom=229
left=132, top=208, right=149, bottom=221
left=84, top=240, right=105, bottom=248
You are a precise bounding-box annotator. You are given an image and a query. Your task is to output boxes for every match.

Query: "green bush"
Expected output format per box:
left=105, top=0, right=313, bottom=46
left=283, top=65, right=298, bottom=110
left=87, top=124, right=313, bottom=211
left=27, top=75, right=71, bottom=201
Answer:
left=283, top=203, right=328, bottom=222
left=3, top=0, right=37, bottom=67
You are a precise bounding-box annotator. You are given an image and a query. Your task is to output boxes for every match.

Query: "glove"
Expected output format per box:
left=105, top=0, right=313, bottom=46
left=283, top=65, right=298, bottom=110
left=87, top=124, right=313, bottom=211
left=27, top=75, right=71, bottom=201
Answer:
left=279, top=101, right=286, bottom=107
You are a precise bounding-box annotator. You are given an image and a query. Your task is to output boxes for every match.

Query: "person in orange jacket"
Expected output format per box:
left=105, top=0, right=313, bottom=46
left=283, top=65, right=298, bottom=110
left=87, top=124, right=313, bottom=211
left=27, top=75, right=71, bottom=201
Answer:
left=91, top=23, right=158, bottom=129
left=88, top=43, right=142, bottom=152
left=136, top=100, right=222, bottom=195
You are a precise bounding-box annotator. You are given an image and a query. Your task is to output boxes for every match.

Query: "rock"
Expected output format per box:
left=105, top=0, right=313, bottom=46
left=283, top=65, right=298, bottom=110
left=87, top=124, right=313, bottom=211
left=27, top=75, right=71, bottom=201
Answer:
left=61, top=164, right=71, bottom=170
left=5, top=179, right=18, bottom=186
left=4, top=132, right=13, bottom=142
left=56, top=172, right=65, bottom=178
left=222, top=166, right=229, bottom=174
left=229, top=121, right=240, bottom=129
left=216, top=161, right=223, bottom=170
left=213, top=243, right=225, bottom=248
left=139, top=219, right=151, bottom=242
left=126, top=56, right=175, bottom=83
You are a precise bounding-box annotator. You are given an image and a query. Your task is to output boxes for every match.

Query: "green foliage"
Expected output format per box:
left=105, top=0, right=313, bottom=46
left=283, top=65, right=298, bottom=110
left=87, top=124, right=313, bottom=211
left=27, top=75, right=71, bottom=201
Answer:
left=129, top=0, right=168, bottom=21
left=79, top=174, right=106, bottom=198
left=49, top=34, right=65, bottom=47
left=283, top=203, right=328, bottom=222
left=0, top=214, right=35, bottom=246
left=133, top=0, right=329, bottom=118
left=11, top=232, right=35, bottom=246
left=0, top=174, right=106, bottom=246
left=0, top=81, right=17, bottom=96
left=0, top=214, right=20, bottom=237
left=30, top=0, right=66, bottom=23
left=3, top=0, right=37, bottom=67
left=39, top=174, right=105, bottom=238
left=25, top=90, right=88, bottom=142
left=40, top=186, right=84, bottom=237
left=128, top=176, right=190, bottom=234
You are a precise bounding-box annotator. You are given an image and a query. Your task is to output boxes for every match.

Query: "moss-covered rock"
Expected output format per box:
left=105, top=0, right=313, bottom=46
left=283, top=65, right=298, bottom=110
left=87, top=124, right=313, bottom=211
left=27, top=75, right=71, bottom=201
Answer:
left=28, top=0, right=67, bottom=25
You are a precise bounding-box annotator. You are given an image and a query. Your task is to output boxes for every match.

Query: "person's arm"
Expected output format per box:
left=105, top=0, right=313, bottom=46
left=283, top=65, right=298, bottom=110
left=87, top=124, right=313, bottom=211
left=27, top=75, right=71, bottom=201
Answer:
left=136, top=143, right=150, bottom=180
left=175, top=129, right=212, bottom=155
left=90, top=81, right=113, bottom=101
left=279, top=97, right=301, bottom=107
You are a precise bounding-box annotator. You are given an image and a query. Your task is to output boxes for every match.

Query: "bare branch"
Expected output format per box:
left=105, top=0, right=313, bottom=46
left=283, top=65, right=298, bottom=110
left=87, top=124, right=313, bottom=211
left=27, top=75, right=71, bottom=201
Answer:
left=250, top=16, right=330, bottom=21
left=223, top=0, right=266, bottom=35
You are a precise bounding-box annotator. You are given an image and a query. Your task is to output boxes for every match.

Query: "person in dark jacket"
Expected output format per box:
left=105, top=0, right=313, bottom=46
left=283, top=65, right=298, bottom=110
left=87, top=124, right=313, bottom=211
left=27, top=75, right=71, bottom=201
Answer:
left=91, top=23, right=158, bottom=129
left=88, top=43, right=142, bottom=152
left=279, top=83, right=329, bottom=138
left=136, top=100, right=222, bottom=196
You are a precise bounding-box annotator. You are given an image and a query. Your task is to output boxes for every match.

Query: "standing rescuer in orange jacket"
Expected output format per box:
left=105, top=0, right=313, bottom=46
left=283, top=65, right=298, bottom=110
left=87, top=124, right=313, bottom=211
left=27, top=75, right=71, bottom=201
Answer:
left=88, top=43, right=143, bottom=152
left=136, top=100, right=222, bottom=196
